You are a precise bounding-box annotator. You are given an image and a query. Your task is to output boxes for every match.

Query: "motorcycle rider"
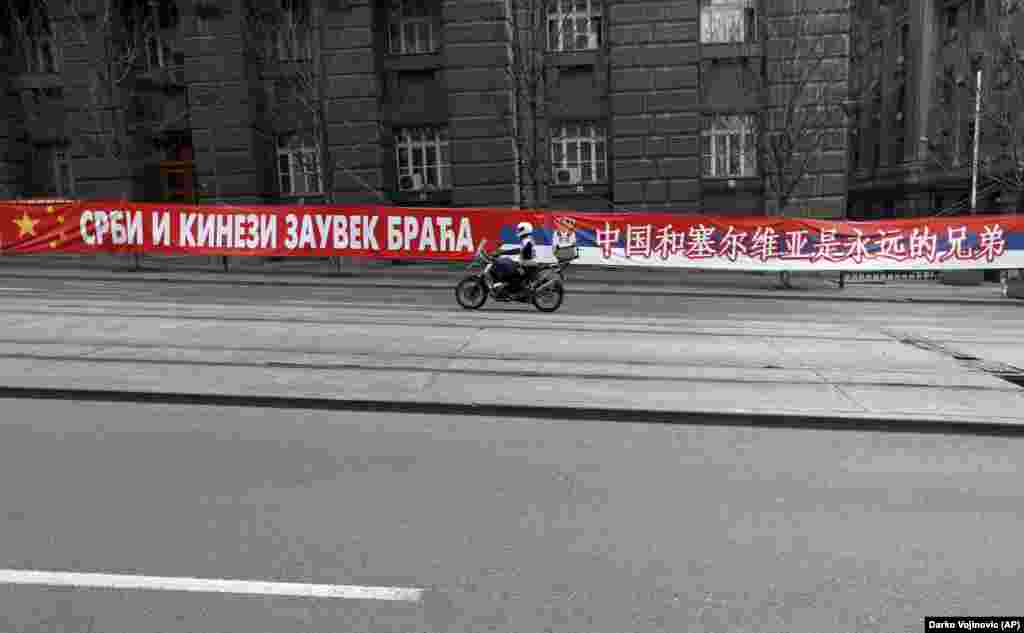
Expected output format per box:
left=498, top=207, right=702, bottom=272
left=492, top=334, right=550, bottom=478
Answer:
left=491, top=221, right=537, bottom=297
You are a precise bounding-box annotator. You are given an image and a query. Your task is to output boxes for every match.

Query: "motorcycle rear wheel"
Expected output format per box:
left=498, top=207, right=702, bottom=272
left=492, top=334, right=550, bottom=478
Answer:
left=532, top=281, right=564, bottom=313
left=455, top=277, right=488, bottom=309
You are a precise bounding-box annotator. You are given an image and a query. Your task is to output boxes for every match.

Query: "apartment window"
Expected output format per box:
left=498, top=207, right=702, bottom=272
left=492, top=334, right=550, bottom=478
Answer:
left=941, top=65, right=955, bottom=103
left=31, top=34, right=59, bottom=74
left=146, top=33, right=175, bottom=70
left=550, top=122, right=607, bottom=184
left=701, top=115, right=757, bottom=178
left=896, top=84, right=907, bottom=125
left=944, top=6, right=959, bottom=41
left=195, top=13, right=211, bottom=36
left=388, top=0, right=435, bottom=55
left=277, top=133, right=322, bottom=195
left=277, top=2, right=312, bottom=61
left=851, top=128, right=862, bottom=168
left=701, top=0, right=757, bottom=44
left=547, top=0, right=603, bottom=52
left=394, top=126, right=451, bottom=190
left=898, top=24, right=909, bottom=66
left=52, top=149, right=75, bottom=197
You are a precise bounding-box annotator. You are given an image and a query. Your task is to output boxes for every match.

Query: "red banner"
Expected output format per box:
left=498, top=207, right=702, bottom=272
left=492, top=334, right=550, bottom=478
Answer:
left=2, top=200, right=1024, bottom=271
left=0, top=200, right=536, bottom=260
left=552, top=212, right=1024, bottom=271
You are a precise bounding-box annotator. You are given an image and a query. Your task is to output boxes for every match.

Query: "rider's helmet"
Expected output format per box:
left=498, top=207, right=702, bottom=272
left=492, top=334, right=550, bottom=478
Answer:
left=516, top=222, right=533, bottom=239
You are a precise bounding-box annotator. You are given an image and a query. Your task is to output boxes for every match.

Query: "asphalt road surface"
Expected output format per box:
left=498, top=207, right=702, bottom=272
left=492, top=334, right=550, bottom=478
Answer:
left=0, top=275, right=1022, bottom=632
left=1, top=400, right=1023, bottom=633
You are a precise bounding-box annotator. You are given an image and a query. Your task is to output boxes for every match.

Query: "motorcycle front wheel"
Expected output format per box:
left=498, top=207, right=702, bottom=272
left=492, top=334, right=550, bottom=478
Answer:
left=455, top=276, right=488, bottom=309
left=532, top=281, right=564, bottom=313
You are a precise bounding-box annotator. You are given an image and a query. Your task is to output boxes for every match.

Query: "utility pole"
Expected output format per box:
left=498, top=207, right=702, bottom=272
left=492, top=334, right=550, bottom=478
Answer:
left=971, top=68, right=982, bottom=213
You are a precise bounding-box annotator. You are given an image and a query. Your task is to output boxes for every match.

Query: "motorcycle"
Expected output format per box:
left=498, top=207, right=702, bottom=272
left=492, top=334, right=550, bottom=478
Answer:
left=454, top=240, right=577, bottom=313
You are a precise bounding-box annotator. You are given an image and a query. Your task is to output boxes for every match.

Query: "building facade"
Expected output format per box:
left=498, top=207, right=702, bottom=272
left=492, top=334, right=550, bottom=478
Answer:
left=848, top=0, right=1024, bottom=218
left=0, top=0, right=850, bottom=217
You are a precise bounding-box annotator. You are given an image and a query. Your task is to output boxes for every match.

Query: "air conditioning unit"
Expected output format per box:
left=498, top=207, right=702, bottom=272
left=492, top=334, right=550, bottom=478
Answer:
left=896, top=55, right=905, bottom=65
left=554, top=167, right=582, bottom=185
left=399, top=173, right=424, bottom=191
left=896, top=111, right=904, bottom=121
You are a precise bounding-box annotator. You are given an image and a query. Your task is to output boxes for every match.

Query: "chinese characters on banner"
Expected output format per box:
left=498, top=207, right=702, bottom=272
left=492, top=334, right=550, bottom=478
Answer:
left=1, top=200, right=1023, bottom=271
left=558, top=214, right=1022, bottom=271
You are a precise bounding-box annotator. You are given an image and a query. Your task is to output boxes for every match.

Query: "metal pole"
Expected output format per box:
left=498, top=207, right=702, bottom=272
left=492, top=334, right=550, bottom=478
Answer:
left=971, top=68, right=982, bottom=213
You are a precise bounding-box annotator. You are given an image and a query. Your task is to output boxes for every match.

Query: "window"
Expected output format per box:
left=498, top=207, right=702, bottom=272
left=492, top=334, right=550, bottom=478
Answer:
left=851, top=127, right=861, bottom=168
left=146, top=34, right=174, bottom=70
left=898, top=24, right=909, bottom=65
left=31, top=33, right=59, bottom=74
left=975, top=0, right=986, bottom=26
left=701, top=0, right=756, bottom=44
left=53, top=149, right=74, bottom=197
left=550, top=122, right=607, bottom=184
left=277, top=2, right=312, bottom=61
left=701, top=115, right=757, bottom=178
left=945, top=6, right=959, bottom=41
left=894, top=83, right=907, bottom=126
left=941, top=65, right=955, bottom=103
left=547, top=0, right=603, bottom=52
left=277, top=134, right=322, bottom=195
left=388, top=0, right=435, bottom=55
left=195, top=12, right=212, bottom=36
left=394, top=126, right=451, bottom=190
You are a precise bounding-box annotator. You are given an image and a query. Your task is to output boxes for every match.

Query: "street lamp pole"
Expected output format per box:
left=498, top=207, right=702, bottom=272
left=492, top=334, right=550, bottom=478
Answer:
left=971, top=68, right=982, bottom=214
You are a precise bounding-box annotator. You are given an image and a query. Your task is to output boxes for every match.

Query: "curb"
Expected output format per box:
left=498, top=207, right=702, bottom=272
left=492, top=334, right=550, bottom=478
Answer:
left=0, top=269, right=1018, bottom=306
left=1, top=386, right=1022, bottom=437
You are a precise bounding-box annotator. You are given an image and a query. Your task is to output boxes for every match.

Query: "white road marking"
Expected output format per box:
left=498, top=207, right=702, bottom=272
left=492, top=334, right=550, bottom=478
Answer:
left=0, top=569, right=423, bottom=602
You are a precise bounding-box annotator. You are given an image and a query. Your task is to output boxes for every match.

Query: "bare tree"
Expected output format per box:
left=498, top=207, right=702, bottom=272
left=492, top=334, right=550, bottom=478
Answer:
left=0, top=1, right=55, bottom=71
left=504, top=0, right=606, bottom=210
left=742, top=3, right=850, bottom=215
left=243, top=0, right=390, bottom=204
left=65, top=0, right=179, bottom=173
left=505, top=0, right=549, bottom=209
left=924, top=7, right=1024, bottom=214
left=0, top=0, right=189, bottom=200
left=244, top=0, right=331, bottom=201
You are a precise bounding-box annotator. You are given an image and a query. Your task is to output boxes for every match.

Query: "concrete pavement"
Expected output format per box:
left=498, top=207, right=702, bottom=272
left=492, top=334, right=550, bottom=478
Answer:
left=0, top=252, right=1018, bottom=305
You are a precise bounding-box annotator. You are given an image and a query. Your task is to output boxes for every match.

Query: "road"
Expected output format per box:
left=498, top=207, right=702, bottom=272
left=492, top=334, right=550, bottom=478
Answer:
left=0, top=275, right=1021, bottom=632
left=1, top=400, right=1023, bottom=633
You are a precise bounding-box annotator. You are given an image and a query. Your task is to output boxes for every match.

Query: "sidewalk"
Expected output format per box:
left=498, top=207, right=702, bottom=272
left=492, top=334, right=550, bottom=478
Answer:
left=0, top=252, right=1019, bottom=305
left=1, top=319, right=1022, bottom=432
